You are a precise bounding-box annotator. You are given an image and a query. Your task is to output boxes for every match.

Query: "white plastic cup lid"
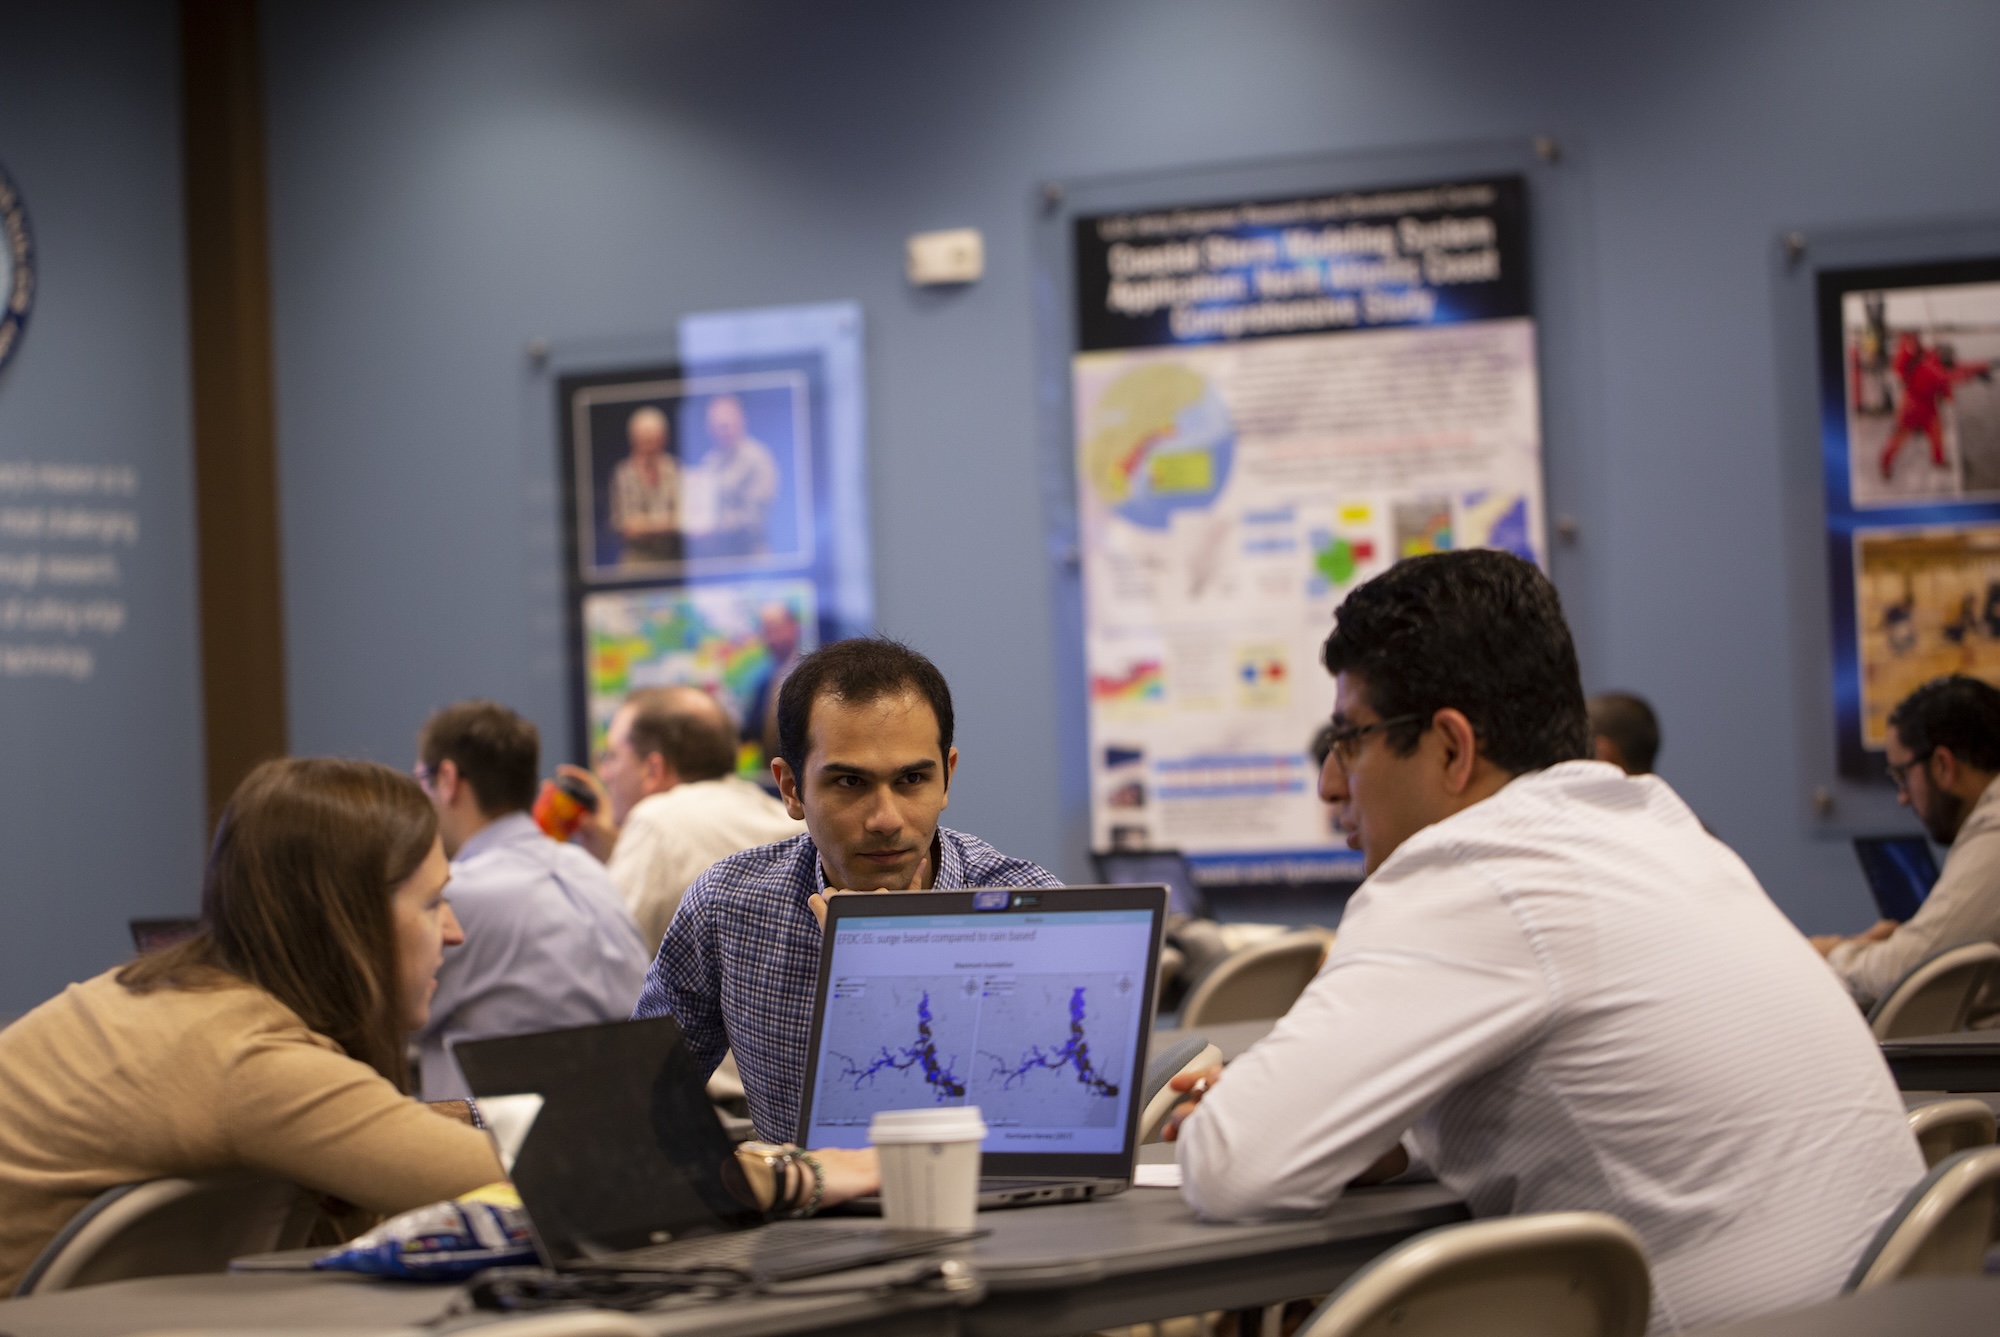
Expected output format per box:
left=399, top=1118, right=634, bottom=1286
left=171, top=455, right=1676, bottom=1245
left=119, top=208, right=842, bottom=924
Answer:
left=868, top=1105, right=989, bottom=1144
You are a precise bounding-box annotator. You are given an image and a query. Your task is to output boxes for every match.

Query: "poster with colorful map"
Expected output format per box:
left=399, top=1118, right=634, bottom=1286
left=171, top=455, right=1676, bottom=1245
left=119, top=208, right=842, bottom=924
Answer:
left=581, top=579, right=818, bottom=756
left=1071, top=177, right=1543, bottom=883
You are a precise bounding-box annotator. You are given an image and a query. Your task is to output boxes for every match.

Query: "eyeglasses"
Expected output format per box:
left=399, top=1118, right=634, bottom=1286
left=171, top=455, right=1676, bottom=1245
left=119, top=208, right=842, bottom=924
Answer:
left=1324, top=713, right=1430, bottom=766
left=1886, top=750, right=1934, bottom=792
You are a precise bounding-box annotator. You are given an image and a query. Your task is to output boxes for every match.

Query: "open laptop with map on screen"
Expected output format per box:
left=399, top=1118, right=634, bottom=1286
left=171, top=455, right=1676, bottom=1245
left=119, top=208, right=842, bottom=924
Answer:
left=797, top=884, right=1167, bottom=1209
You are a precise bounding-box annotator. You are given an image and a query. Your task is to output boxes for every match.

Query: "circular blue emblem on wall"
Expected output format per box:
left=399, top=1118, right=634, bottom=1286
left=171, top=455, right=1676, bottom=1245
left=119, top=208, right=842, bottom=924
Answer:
left=0, top=161, right=34, bottom=375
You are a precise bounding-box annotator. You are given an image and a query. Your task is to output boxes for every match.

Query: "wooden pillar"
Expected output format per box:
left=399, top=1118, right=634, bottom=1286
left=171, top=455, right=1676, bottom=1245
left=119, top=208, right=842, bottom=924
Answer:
left=181, top=0, right=287, bottom=830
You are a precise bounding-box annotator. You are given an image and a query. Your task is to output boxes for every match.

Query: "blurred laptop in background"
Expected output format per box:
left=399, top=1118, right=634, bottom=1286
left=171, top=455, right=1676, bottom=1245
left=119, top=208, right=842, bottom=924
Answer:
left=1852, top=836, right=1940, bottom=923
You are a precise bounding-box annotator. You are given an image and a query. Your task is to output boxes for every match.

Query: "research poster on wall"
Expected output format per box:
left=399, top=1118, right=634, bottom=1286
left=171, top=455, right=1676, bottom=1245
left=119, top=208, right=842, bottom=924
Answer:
left=1071, top=175, right=1544, bottom=882
left=1817, top=260, right=2000, bottom=778
left=560, top=303, right=871, bottom=768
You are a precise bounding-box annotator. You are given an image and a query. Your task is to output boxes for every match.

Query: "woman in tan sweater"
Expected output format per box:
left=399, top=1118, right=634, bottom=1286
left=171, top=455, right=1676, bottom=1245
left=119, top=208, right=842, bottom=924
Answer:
left=0, top=758, right=504, bottom=1293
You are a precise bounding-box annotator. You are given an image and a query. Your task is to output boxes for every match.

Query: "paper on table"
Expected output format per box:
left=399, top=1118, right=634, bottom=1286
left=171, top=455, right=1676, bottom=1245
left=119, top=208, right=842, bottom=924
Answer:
left=479, top=1093, right=545, bottom=1174
left=1134, top=1163, right=1182, bottom=1188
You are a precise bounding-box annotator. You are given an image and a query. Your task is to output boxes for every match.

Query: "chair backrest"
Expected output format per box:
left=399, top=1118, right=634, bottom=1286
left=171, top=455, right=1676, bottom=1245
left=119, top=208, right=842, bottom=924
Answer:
left=14, top=1174, right=318, bottom=1296
left=1296, top=1211, right=1651, bottom=1337
left=1156, top=943, right=1188, bottom=1004
left=1179, top=932, right=1329, bottom=1029
left=1907, top=1098, right=1998, bottom=1167
left=1136, top=1037, right=1223, bottom=1145
left=1869, top=942, right=2000, bottom=1040
left=1844, top=1144, right=2000, bottom=1291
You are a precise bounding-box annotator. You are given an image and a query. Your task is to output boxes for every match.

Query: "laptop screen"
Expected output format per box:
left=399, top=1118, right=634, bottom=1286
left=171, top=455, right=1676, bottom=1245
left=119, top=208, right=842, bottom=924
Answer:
left=799, top=886, right=1164, bottom=1179
left=1094, top=850, right=1208, bottom=919
left=1853, top=836, right=1940, bottom=923
left=454, top=1016, right=761, bottom=1264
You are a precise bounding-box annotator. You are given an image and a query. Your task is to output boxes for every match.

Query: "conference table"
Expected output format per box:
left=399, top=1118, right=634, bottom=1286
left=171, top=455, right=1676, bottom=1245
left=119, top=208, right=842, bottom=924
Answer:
left=0, top=1181, right=1470, bottom=1337
left=1880, top=1031, right=2000, bottom=1092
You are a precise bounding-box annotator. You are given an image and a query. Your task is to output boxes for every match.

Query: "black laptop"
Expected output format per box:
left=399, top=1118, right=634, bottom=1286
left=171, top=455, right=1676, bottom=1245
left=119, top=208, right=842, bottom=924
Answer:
left=1853, top=835, right=1940, bottom=923
left=796, top=884, right=1167, bottom=1209
left=453, top=1016, right=969, bottom=1284
left=1093, top=849, right=1210, bottom=920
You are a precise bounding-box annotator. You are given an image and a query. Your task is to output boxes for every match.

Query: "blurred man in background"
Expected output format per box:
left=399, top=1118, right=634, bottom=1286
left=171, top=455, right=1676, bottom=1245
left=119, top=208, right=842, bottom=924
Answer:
left=742, top=602, right=804, bottom=770
left=1813, top=675, right=2000, bottom=1026
left=699, top=394, right=780, bottom=557
left=565, top=685, right=801, bottom=950
left=1588, top=691, right=1659, bottom=775
left=414, top=700, right=649, bottom=1099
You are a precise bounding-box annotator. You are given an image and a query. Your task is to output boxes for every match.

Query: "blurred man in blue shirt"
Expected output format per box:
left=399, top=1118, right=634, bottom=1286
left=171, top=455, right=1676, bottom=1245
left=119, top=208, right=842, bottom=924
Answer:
left=414, top=700, right=649, bottom=1100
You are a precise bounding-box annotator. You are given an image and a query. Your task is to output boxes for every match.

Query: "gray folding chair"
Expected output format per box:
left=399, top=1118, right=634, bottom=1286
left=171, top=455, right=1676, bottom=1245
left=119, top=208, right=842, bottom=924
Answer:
left=1179, top=932, right=1329, bottom=1028
left=14, top=1173, right=319, bottom=1296
left=1136, top=1034, right=1223, bottom=1145
left=1868, top=941, right=2000, bottom=1040
left=1906, top=1098, right=1998, bottom=1167
left=1844, top=1144, right=2000, bottom=1291
left=1295, top=1211, right=1651, bottom=1337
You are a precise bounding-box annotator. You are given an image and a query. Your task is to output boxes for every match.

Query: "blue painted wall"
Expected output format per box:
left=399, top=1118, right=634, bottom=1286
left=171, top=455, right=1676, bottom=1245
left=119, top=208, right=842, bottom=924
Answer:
left=255, top=0, right=2000, bottom=932
left=0, top=3, right=205, bottom=1015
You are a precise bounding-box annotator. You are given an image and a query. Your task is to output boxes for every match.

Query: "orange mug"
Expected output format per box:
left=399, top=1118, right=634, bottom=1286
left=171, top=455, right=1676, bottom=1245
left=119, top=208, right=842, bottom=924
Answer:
left=532, top=774, right=599, bottom=841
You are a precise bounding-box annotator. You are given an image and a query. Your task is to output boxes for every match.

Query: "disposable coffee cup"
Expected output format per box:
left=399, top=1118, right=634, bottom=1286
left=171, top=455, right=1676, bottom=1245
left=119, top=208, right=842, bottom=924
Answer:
left=869, top=1105, right=988, bottom=1231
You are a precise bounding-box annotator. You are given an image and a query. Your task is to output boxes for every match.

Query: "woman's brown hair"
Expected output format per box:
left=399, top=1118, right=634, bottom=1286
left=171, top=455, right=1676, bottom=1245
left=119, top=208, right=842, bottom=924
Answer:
left=119, top=757, right=438, bottom=1088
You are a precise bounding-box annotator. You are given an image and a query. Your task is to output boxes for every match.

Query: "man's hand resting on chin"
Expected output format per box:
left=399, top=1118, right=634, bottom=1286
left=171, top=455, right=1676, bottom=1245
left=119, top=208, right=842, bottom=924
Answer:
left=808, top=856, right=931, bottom=930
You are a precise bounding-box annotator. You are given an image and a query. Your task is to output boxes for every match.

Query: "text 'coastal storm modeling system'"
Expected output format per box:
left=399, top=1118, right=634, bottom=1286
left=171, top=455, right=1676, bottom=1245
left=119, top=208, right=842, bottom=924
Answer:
left=1070, top=176, right=1546, bottom=882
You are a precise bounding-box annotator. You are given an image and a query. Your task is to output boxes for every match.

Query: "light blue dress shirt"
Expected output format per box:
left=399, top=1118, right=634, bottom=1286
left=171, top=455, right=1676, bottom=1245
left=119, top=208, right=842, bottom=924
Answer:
left=417, top=811, right=650, bottom=1100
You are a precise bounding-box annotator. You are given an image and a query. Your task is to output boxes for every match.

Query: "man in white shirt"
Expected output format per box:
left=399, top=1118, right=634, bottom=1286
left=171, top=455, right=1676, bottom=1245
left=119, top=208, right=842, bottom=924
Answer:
left=565, top=685, right=801, bottom=949
left=1166, top=551, right=1922, bottom=1334
left=1813, top=674, right=2000, bottom=1025
left=413, top=701, right=650, bottom=1100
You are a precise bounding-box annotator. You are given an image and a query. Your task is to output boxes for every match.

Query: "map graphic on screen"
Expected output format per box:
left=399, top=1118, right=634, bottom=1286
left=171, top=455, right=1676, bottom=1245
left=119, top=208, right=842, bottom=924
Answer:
left=804, top=910, right=1154, bottom=1154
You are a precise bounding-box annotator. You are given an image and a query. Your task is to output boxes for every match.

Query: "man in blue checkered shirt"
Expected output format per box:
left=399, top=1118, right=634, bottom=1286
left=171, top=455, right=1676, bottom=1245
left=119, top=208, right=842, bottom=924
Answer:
left=632, top=638, right=1061, bottom=1141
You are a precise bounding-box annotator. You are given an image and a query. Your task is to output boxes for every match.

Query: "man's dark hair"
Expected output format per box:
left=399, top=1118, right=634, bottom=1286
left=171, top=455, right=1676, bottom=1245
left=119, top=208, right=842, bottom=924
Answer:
left=419, top=700, right=539, bottom=816
left=777, top=637, right=954, bottom=781
left=1588, top=692, right=1661, bottom=774
left=1321, top=550, right=1590, bottom=773
left=624, top=687, right=737, bottom=784
left=1889, top=675, right=2000, bottom=772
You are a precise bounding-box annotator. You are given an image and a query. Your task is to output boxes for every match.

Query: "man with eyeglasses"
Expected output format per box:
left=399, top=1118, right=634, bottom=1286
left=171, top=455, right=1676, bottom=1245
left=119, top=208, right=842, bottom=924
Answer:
left=1811, top=675, right=2000, bottom=1025
left=1163, top=550, right=1920, bottom=1333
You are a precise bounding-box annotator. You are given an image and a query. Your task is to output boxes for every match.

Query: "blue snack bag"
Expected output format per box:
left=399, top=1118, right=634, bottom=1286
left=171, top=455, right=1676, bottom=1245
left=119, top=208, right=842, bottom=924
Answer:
left=314, top=1182, right=536, bottom=1281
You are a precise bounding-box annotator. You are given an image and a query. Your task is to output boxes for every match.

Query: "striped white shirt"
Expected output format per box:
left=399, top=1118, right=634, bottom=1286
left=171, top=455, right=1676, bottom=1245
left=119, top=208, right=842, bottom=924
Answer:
left=1178, top=761, right=1923, bottom=1334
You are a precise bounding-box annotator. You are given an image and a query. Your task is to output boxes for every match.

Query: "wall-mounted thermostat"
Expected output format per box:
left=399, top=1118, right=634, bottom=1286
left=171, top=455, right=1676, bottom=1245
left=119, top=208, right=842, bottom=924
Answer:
left=906, top=228, right=983, bottom=286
